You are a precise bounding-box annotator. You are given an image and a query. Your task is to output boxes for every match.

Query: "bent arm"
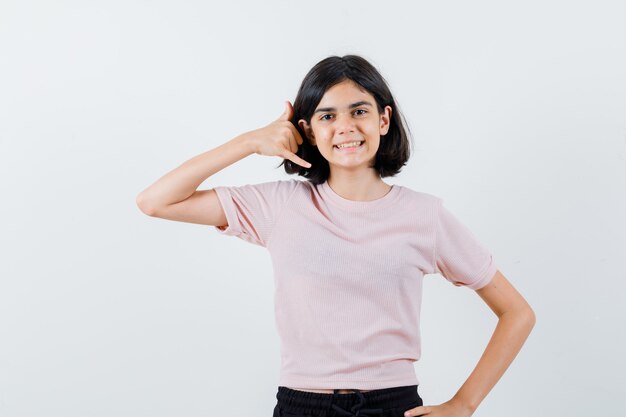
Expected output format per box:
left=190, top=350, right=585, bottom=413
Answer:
left=136, top=133, right=256, bottom=215
left=450, top=270, right=536, bottom=413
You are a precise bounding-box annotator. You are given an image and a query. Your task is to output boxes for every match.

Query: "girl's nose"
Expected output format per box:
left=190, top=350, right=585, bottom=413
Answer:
left=336, top=113, right=356, bottom=134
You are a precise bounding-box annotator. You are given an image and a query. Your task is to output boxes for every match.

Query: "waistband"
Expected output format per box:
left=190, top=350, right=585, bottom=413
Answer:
left=276, top=385, right=421, bottom=417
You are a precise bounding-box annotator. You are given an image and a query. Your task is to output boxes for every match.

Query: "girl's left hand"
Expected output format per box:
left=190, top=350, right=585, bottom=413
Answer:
left=403, top=398, right=475, bottom=417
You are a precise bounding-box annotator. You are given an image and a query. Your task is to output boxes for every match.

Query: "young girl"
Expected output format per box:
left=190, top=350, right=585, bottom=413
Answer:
left=137, top=55, right=535, bottom=417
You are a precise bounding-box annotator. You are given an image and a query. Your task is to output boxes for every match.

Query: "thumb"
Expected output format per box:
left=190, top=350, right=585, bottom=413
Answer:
left=277, top=100, right=293, bottom=122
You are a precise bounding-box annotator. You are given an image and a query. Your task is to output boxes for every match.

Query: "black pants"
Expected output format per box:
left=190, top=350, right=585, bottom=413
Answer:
left=273, top=385, right=423, bottom=417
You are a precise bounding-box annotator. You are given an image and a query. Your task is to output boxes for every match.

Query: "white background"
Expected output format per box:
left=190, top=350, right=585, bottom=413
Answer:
left=1, top=0, right=625, bottom=416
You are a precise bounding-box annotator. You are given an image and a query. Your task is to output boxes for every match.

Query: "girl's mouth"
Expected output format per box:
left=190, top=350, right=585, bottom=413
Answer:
left=334, top=141, right=364, bottom=150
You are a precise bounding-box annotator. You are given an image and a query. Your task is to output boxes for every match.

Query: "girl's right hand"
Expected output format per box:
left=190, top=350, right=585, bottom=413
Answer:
left=248, top=101, right=312, bottom=168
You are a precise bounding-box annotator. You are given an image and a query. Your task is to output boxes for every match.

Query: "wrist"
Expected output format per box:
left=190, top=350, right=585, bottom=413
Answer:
left=450, top=395, right=478, bottom=414
left=234, top=131, right=258, bottom=155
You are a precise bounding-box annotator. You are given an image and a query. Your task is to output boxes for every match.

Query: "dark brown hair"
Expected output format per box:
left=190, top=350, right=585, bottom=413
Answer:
left=278, top=54, right=413, bottom=185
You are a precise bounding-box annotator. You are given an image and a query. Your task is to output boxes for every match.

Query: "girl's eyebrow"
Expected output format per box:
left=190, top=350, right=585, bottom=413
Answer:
left=314, top=100, right=373, bottom=114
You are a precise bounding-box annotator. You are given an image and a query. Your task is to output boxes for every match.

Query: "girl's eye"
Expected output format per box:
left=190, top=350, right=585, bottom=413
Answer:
left=320, top=109, right=367, bottom=121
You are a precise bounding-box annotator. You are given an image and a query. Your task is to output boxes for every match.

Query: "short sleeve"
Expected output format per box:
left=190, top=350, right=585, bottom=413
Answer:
left=211, top=179, right=300, bottom=247
left=433, top=198, right=497, bottom=290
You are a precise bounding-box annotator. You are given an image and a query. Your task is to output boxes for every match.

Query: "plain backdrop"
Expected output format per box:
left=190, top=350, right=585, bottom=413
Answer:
left=1, top=0, right=625, bottom=416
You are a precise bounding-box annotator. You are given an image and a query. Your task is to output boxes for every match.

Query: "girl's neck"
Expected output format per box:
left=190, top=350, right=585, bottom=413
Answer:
left=326, top=175, right=391, bottom=202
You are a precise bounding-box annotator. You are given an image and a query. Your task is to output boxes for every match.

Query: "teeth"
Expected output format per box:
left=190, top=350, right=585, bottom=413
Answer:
left=336, top=141, right=362, bottom=149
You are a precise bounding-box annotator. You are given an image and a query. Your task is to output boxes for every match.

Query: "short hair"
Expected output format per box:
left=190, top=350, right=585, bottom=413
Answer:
left=278, top=54, right=413, bottom=185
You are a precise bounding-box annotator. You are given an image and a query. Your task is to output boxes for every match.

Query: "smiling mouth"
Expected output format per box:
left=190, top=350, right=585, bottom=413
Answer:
left=334, top=141, right=364, bottom=149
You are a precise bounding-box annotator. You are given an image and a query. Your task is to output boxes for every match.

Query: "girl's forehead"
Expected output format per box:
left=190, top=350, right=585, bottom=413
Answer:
left=318, top=80, right=373, bottom=105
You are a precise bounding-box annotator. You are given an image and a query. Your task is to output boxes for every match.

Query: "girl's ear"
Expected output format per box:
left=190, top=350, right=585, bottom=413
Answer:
left=380, top=105, right=392, bottom=136
left=298, top=119, right=316, bottom=146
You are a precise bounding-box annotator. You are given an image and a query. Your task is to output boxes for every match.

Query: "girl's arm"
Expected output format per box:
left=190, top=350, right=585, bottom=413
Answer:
left=405, top=270, right=536, bottom=417
left=135, top=133, right=256, bottom=216
left=136, top=101, right=308, bottom=219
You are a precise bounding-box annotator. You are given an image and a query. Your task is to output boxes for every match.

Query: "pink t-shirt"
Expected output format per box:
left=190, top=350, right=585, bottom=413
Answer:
left=212, top=179, right=497, bottom=390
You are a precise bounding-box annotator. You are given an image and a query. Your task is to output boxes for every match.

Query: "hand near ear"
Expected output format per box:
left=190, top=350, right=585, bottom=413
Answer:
left=247, top=100, right=312, bottom=169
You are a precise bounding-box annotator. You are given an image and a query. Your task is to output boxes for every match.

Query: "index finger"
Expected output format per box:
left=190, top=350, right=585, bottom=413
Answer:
left=282, top=150, right=312, bottom=168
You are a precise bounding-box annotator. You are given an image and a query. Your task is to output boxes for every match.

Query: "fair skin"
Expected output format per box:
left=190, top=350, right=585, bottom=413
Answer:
left=298, top=79, right=394, bottom=201
left=137, top=80, right=535, bottom=416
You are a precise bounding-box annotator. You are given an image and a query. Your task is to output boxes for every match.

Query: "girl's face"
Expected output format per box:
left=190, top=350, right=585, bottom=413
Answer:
left=298, top=79, right=392, bottom=173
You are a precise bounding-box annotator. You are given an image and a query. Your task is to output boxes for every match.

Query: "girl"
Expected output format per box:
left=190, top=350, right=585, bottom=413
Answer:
left=136, top=55, right=535, bottom=417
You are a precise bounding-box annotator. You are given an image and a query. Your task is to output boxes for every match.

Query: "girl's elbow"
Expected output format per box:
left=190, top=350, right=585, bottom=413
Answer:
left=522, top=307, right=536, bottom=331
